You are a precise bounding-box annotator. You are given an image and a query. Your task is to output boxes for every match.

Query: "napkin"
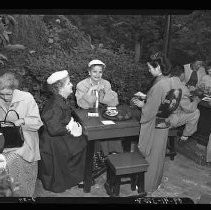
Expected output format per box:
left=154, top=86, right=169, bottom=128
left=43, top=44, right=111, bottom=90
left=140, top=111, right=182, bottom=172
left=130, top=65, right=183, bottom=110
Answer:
left=101, top=120, right=115, bottom=125
left=88, top=113, right=99, bottom=117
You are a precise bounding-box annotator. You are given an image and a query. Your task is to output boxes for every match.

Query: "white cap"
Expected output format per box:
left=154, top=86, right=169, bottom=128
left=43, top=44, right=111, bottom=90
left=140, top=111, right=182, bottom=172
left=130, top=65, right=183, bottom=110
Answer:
left=47, top=70, right=68, bottom=85
left=88, top=59, right=106, bottom=68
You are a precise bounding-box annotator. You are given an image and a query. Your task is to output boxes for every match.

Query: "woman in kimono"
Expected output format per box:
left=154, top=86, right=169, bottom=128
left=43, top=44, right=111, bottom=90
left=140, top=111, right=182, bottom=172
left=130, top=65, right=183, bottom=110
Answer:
left=75, top=59, right=123, bottom=157
left=38, top=70, right=87, bottom=193
left=132, top=55, right=175, bottom=193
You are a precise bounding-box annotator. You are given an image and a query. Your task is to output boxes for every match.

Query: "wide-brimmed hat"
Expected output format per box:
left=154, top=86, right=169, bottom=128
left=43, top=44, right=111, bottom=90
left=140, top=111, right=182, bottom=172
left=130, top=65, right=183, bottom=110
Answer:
left=47, top=70, right=68, bottom=85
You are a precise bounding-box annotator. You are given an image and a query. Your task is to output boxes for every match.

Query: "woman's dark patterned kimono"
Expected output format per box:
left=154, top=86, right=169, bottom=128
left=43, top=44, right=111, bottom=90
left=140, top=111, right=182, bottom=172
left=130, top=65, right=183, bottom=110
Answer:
left=38, top=94, right=87, bottom=193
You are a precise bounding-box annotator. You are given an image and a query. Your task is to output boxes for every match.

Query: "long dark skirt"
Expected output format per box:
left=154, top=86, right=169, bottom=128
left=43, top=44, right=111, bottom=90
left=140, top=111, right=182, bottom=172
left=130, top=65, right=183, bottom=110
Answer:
left=38, top=147, right=86, bottom=193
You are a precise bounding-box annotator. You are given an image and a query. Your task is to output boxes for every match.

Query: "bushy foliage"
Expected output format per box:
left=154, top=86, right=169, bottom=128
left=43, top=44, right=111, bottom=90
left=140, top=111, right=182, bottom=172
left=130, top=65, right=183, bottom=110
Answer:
left=1, top=15, right=150, bottom=112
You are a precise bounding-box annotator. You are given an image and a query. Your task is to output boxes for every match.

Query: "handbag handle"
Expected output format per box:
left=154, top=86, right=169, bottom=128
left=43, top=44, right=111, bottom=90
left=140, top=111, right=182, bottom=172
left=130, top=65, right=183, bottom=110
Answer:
left=4, top=109, right=20, bottom=122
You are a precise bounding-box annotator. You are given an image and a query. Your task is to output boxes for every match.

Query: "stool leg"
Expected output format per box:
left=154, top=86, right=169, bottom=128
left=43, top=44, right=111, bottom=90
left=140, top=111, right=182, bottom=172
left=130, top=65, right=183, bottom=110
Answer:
left=137, top=172, right=147, bottom=197
left=131, top=174, right=138, bottom=191
left=104, top=167, right=119, bottom=197
left=104, top=166, right=113, bottom=196
left=113, top=176, right=121, bottom=197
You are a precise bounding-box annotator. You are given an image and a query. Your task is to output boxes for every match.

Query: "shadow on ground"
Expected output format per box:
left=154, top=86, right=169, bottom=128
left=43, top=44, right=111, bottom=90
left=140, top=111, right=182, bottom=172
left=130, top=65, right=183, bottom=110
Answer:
left=34, top=153, right=211, bottom=204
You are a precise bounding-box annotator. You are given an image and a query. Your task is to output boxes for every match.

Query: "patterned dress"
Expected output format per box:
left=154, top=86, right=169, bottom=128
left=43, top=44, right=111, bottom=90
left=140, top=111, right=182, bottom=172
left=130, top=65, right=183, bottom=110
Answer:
left=3, top=152, right=37, bottom=197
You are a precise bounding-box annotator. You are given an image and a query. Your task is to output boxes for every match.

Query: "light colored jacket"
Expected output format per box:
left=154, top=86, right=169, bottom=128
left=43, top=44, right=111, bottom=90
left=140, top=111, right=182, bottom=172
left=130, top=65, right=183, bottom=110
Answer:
left=184, top=64, right=206, bottom=86
left=199, top=75, right=211, bottom=89
left=169, top=77, right=199, bottom=113
left=0, top=89, right=43, bottom=162
left=75, top=78, right=119, bottom=109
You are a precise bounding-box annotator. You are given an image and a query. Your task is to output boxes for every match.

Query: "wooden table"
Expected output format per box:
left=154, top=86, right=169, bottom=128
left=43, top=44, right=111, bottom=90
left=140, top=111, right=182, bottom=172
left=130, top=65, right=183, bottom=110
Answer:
left=75, top=106, right=141, bottom=193
left=75, top=105, right=178, bottom=193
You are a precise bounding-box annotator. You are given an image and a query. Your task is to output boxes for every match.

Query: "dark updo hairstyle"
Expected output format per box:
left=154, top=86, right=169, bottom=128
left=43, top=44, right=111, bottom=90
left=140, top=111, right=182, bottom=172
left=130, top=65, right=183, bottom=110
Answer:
left=170, top=64, right=185, bottom=77
left=48, top=76, right=68, bottom=95
left=148, top=52, right=171, bottom=76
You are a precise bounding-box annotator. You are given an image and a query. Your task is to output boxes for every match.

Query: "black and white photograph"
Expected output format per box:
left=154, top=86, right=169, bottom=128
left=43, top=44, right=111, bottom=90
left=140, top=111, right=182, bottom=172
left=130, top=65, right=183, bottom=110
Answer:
left=0, top=9, right=211, bottom=204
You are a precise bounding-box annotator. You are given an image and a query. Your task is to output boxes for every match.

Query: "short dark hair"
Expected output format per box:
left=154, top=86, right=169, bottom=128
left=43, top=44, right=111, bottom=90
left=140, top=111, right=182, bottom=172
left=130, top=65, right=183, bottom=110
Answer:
left=170, top=64, right=185, bottom=77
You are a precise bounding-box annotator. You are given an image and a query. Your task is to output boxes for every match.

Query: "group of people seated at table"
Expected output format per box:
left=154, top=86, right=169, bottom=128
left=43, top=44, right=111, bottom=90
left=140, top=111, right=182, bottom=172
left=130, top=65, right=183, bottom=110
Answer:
left=1, top=54, right=211, bottom=197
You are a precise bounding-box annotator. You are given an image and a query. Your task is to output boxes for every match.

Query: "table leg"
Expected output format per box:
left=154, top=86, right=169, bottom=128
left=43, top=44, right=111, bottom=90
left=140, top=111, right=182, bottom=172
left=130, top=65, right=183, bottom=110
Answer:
left=83, top=138, right=95, bottom=193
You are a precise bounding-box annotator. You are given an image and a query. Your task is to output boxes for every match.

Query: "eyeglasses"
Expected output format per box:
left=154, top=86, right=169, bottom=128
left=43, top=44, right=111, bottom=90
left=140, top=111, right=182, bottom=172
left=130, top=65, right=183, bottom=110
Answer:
left=0, top=93, right=13, bottom=99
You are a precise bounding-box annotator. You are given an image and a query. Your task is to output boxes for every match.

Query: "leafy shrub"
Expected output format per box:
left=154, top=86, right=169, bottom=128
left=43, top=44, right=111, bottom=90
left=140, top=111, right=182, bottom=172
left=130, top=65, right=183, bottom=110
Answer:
left=1, top=15, right=152, bottom=112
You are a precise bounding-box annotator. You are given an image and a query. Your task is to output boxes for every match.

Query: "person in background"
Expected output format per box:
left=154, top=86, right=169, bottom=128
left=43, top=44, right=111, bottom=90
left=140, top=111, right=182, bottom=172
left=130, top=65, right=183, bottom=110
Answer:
left=75, top=59, right=123, bottom=157
left=184, top=59, right=206, bottom=90
left=132, top=55, right=175, bottom=193
left=38, top=70, right=87, bottom=193
left=198, top=61, right=211, bottom=91
left=168, top=65, right=201, bottom=141
left=200, top=62, right=211, bottom=163
left=0, top=71, right=43, bottom=197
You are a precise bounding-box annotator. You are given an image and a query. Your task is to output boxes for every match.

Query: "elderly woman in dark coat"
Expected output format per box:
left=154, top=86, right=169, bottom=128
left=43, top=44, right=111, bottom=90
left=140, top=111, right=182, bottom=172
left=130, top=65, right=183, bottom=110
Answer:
left=38, top=70, right=87, bottom=193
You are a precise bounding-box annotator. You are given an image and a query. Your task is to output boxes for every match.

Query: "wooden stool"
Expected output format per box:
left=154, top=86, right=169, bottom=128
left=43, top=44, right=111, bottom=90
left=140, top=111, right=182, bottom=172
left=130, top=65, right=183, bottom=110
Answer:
left=104, top=151, right=149, bottom=197
left=166, top=128, right=179, bottom=160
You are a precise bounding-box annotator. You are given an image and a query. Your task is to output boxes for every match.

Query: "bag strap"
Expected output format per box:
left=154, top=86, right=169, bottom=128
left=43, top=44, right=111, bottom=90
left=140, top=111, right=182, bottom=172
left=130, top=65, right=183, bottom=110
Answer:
left=4, top=109, right=20, bottom=122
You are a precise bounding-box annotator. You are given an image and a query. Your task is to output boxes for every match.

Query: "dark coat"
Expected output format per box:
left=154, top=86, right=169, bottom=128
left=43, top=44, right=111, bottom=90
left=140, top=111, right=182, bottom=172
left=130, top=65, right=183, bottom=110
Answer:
left=38, top=94, right=87, bottom=193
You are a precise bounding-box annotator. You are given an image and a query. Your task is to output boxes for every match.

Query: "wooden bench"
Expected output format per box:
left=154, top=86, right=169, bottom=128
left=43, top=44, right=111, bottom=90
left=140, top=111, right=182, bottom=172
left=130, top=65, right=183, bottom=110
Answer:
left=104, top=151, right=149, bottom=197
left=130, top=128, right=180, bottom=161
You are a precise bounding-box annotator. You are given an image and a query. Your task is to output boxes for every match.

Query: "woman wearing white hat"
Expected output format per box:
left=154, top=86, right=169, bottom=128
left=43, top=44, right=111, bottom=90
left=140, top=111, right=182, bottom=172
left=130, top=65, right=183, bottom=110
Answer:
left=38, top=70, right=87, bottom=193
left=75, top=60, right=123, bottom=157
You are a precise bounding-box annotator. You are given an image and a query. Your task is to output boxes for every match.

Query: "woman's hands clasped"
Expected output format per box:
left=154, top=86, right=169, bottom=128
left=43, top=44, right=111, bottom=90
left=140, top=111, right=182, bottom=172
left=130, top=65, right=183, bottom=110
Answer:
left=88, top=84, right=105, bottom=94
left=66, top=117, right=82, bottom=137
left=130, top=91, right=146, bottom=108
left=131, top=98, right=145, bottom=108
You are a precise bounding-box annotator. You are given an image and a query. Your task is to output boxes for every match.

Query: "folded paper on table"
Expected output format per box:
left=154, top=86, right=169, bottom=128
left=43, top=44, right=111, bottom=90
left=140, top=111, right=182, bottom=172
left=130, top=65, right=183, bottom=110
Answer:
left=88, top=112, right=99, bottom=117
left=101, top=120, right=116, bottom=125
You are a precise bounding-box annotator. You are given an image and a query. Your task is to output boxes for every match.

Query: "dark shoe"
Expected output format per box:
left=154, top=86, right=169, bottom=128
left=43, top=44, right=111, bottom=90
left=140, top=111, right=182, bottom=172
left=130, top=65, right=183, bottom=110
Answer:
left=77, top=179, right=95, bottom=189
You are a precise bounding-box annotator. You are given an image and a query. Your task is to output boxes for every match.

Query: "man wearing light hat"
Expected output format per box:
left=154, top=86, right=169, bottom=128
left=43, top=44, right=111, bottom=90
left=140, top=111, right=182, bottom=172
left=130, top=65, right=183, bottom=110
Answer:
left=75, top=59, right=123, bottom=161
left=39, top=70, right=87, bottom=193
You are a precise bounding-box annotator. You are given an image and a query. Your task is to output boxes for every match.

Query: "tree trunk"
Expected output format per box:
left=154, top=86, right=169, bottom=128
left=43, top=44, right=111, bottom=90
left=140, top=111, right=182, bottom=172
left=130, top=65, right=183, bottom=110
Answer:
left=135, top=34, right=140, bottom=63
left=163, top=15, right=172, bottom=59
left=139, top=37, right=144, bottom=62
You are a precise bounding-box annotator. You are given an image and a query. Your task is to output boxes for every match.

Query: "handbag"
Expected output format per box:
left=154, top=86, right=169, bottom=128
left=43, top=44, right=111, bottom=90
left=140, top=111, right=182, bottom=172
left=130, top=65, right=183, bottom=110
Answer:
left=0, top=110, right=24, bottom=149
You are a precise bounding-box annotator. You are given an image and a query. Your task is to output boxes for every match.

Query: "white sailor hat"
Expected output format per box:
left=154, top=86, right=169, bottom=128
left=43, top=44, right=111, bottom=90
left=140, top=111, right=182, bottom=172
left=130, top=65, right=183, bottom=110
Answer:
left=47, top=70, right=68, bottom=85
left=88, top=59, right=106, bottom=68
